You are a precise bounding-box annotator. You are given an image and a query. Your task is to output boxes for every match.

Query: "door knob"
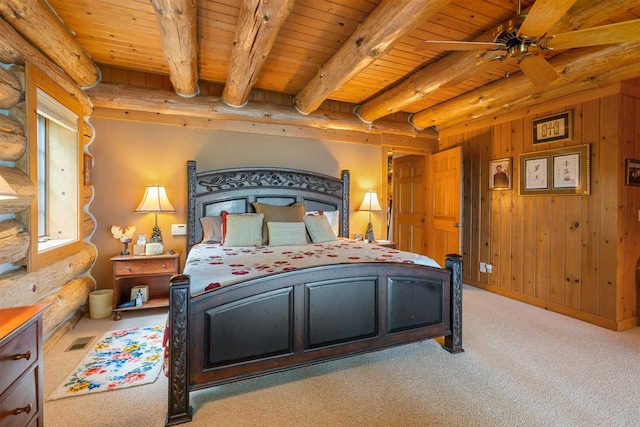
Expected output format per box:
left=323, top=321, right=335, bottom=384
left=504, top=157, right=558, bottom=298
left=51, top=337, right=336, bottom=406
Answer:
left=453, top=223, right=461, bottom=228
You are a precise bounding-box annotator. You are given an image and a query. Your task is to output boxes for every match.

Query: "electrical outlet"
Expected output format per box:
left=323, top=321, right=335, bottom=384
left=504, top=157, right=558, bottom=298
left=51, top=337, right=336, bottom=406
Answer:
left=480, top=262, right=486, bottom=273
left=486, top=263, right=493, bottom=274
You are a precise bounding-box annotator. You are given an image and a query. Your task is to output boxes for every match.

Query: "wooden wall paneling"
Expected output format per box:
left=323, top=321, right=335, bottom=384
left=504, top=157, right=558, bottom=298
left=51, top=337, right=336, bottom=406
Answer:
left=535, top=197, right=550, bottom=301
left=479, top=129, right=491, bottom=285
left=498, top=122, right=512, bottom=290
left=521, top=116, right=536, bottom=298
left=580, top=99, right=601, bottom=315
left=510, top=118, right=524, bottom=294
left=564, top=197, right=582, bottom=310
left=598, top=95, right=620, bottom=320
left=549, top=205, right=566, bottom=302
left=489, top=125, right=501, bottom=287
left=462, top=137, right=474, bottom=283
left=619, top=92, right=639, bottom=321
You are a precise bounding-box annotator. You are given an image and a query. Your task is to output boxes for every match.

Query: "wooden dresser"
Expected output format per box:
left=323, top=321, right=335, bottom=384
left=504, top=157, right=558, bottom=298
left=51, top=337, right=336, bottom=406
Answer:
left=0, top=304, right=47, bottom=427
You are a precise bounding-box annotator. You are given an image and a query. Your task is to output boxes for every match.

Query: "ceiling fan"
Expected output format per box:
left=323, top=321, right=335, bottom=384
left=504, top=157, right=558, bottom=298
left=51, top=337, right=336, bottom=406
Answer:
left=416, top=0, right=640, bottom=87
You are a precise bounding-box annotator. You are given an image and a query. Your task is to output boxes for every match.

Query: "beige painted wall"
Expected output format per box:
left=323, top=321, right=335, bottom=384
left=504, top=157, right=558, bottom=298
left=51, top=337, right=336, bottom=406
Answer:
left=89, top=118, right=384, bottom=289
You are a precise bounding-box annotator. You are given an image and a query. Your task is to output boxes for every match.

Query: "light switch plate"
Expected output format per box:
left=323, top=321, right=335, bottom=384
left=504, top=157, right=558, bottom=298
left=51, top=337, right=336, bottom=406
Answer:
left=171, top=224, right=186, bottom=236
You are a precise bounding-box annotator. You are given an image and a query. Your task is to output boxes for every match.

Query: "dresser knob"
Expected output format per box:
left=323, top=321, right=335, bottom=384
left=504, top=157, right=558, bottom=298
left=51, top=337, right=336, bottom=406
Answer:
left=14, top=403, right=32, bottom=415
left=161, top=264, right=166, bottom=268
left=126, top=266, right=132, bottom=271
left=13, top=350, right=31, bottom=361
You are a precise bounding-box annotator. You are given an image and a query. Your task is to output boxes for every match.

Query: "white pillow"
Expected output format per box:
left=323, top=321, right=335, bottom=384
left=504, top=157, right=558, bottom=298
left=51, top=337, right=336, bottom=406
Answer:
left=305, top=210, right=340, bottom=235
left=223, top=213, right=264, bottom=246
left=303, top=215, right=338, bottom=243
left=267, top=222, right=308, bottom=246
left=200, top=216, right=223, bottom=242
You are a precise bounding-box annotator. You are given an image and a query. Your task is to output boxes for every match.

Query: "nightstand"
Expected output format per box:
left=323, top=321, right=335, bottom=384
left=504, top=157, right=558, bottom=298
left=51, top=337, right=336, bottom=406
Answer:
left=375, top=241, right=397, bottom=249
left=110, top=252, right=180, bottom=320
left=0, top=304, right=47, bottom=427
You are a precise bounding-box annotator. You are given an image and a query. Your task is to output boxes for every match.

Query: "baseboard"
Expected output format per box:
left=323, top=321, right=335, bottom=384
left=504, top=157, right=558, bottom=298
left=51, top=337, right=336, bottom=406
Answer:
left=467, top=282, right=623, bottom=331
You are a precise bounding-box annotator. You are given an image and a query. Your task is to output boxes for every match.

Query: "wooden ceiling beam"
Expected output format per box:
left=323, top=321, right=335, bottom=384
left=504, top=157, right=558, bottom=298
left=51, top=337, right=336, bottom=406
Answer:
left=222, top=0, right=294, bottom=107
left=356, top=0, right=640, bottom=123
left=410, top=42, right=640, bottom=130
left=0, top=0, right=99, bottom=88
left=87, top=82, right=436, bottom=139
left=150, top=0, right=199, bottom=97
left=292, top=0, right=452, bottom=115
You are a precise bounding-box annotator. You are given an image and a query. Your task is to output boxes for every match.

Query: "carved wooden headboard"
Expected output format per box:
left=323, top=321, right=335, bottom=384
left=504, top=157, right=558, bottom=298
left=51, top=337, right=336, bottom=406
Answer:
left=186, top=161, right=350, bottom=254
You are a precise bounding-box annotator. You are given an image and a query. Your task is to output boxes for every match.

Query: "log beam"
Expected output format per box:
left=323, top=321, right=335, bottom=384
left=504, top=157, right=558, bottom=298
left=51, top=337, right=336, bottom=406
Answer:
left=87, top=83, right=433, bottom=138
left=222, top=0, right=294, bottom=107
left=0, top=1, right=99, bottom=88
left=410, top=42, right=640, bottom=130
left=0, top=18, right=93, bottom=115
left=0, top=219, right=28, bottom=265
left=0, top=115, right=26, bottom=162
left=150, top=0, right=199, bottom=97
left=41, top=276, right=95, bottom=335
left=83, top=212, right=96, bottom=238
left=293, top=0, right=452, bottom=115
left=0, top=244, right=97, bottom=308
left=0, top=66, right=21, bottom=109
left=356, top=0, right=640, bottom=123
left=0, top=166, right=34, bottom=214
left=43, top=311, right=83, bottom=353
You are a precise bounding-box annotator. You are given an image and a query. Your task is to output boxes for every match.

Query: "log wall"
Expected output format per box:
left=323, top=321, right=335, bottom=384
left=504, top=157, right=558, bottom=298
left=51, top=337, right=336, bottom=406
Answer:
left=440, top=81, right=640, bottom=330
left=0, top=22, right=97, bottom=349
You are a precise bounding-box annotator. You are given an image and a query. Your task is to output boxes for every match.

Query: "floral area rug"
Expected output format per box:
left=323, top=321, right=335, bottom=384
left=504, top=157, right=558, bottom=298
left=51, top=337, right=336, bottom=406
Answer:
left=48, top=325, right=165, bottom=400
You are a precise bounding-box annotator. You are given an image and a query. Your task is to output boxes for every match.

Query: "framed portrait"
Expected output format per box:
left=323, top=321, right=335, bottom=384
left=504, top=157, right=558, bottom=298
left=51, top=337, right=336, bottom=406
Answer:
left=518, top=144, right=590, bottom=196
left=532, top=111, right=572, bottom=144
left=489, top=157, right=512, bottom=190
left=626, top=159, right=640, bottom=187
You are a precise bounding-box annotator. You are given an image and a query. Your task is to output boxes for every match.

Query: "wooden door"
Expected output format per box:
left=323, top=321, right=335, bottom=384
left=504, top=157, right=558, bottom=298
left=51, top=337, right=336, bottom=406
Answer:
left=427, top=146, right=462, bottom=267
left=393, top=155, right=427, bottom=255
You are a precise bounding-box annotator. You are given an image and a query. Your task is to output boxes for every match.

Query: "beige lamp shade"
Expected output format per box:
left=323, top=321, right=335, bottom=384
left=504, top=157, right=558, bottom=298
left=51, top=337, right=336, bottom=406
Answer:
left=358, top=190, right=382, bottom=212
left=135, top=185, right=176, bottom=213
left=0, top=174, right=18, bottom=200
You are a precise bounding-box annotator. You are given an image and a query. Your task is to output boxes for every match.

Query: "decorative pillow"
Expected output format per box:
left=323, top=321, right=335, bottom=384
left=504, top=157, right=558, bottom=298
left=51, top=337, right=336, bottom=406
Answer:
left=305, top=210, right=340, bottom=236
left=252, top=202, right=305, bottom=244
left=303, top=215, right=338, bottom=243
left=267, top=222, right=308, bottom=246
left=222, top=213, right=264, bottom=247
left=200, top=216, right=223, bottom=242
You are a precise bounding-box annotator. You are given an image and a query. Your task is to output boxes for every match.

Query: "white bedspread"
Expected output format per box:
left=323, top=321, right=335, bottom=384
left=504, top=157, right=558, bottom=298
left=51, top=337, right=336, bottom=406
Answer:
left=184, top=239, right=441, bottom=295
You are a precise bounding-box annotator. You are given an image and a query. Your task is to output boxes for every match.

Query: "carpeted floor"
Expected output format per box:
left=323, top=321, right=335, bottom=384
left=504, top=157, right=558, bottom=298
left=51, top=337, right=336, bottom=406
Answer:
left=43, top=285, right=640, bottom=426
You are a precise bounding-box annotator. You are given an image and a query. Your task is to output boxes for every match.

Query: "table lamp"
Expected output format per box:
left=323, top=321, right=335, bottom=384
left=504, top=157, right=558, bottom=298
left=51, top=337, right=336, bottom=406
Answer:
left=135, top=185, right=175, bottom=244
left=358, top=190, right=382, bottom=242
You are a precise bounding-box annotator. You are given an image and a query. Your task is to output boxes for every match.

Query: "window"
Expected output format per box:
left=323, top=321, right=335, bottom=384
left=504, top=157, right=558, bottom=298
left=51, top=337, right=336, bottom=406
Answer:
left=25, top=64, right=84, bottom=271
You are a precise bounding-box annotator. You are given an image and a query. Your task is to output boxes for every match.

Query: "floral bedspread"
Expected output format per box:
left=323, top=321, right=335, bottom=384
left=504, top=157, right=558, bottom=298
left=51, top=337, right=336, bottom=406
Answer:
left=184, top=239, right=441, bottom=295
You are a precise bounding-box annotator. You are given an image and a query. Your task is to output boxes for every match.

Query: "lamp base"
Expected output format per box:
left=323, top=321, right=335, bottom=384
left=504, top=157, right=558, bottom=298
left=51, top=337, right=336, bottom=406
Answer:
left=150, top=225, right=163, bottom=244
left=365, top=222, right=375, bottom=242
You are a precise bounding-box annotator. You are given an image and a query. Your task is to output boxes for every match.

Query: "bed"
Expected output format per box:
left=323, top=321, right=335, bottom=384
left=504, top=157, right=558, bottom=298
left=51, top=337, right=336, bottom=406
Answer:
left=165, top=161, right=463, bottom=426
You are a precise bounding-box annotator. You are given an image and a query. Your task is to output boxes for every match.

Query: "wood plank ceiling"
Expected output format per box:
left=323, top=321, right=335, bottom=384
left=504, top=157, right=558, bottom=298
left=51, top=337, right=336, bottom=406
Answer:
left=40, top=0, right=640, bottom=132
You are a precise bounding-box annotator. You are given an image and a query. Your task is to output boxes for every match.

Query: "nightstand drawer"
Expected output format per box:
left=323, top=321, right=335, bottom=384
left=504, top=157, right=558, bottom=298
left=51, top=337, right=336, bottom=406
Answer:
left=0, top=366, right=38, bottom=427
left=114, top=258, right=177, bottom=276
left=0, top=322, right=37, bottom=394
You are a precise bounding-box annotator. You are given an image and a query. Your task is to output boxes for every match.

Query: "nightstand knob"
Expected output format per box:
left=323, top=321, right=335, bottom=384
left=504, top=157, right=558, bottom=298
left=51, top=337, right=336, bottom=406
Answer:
left=14, top=403, right=32, bottom=415
left=13, top=350, right=31, bottom=361
left=161, top=264, right=166, bottom=268
left=126, top=266, right=132, bottom=271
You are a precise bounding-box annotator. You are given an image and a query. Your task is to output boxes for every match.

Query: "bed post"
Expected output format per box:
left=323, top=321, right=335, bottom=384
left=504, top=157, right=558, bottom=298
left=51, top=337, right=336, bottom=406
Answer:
left=341, top=170, right=350, bottom=238
left=186, top=160, right=197, bottom=254
left=166, top=274, right=192, bottom=426
left=444, top=254, right=463, bottom=354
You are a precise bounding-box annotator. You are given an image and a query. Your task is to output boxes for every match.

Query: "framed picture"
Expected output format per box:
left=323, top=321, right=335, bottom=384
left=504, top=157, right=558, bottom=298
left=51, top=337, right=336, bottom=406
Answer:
left=532, top=111, right=572, bottom=144
left=519, top=144, right=590, bottom=196
left=83, top=153, right=94, bottom=186
left=626, top=159, right=640, bottom=186
left=489, top=157, right=512, bottom=190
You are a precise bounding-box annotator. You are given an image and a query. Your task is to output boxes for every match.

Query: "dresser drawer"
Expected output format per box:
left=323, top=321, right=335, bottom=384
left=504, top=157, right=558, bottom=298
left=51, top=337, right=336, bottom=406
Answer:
left=0, top=366, right=38, bottom=427
left=0, top=323, right=37, bottom=394
left=114, top=258, right=176, bottom=276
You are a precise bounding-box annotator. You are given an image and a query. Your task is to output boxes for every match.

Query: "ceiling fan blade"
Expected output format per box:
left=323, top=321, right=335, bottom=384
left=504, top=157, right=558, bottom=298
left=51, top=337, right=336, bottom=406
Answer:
left=518, top=54, right=559, bottom=88
left=518, top=0, right=580, bottom=37
left=416, top=40, right=506, bottom=52
left=546, top=19, right=640, bottom=50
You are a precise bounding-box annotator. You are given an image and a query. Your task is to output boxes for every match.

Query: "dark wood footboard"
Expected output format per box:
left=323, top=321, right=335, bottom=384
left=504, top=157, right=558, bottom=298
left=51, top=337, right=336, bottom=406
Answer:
left=166, top=254, right=462, bottom=426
